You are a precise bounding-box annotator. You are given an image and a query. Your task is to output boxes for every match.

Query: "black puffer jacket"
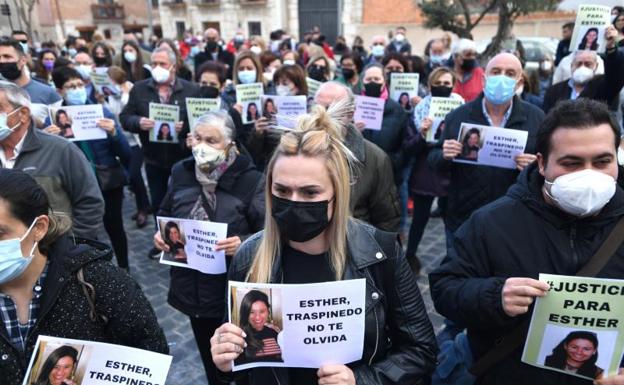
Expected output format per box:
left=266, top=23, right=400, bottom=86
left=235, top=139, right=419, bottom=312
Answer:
left=221, top=219, right=438, bottom=385
left=430, top=163, right=624, bottom=385
left=428, top=94, right=544, bottom=231
left=1, top=235, right=168, bottom=385
left=158, top=154, right=265, bottom=318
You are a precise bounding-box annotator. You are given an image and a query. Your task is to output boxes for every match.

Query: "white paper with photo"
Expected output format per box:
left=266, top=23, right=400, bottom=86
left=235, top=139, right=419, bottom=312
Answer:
left=354, top=95, right=384, bottom=131
left=427, top=97, right=463, bottom=143
left=229, top=279, right=366, bottom=371
left=570, top=5, right=611, bottom=54
left=49, top=104, right=106, bottom=141
left=157, top=216, right=228, bottom=274
left=453, top=123, right=528, bottom=169
left=186, top=97, right=221, bottom=131
left=91, top=67, right=118, bottom=96
left=389, top=73, right=420, bottom=102
left=261, top=95, right=307, bottom=130
left=22, top=335, right=172, bottom=385
left=236, top=83, right=264, bottom=124
left=149, top=103, right=180, bottom=143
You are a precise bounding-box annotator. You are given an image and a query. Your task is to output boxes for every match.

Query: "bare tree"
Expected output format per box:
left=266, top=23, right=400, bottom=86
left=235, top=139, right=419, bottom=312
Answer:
left=12, top=0, right=38, bottom=38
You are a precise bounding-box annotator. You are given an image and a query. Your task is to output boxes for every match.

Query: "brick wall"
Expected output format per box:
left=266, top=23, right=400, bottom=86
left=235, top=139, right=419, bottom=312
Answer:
left=362, top=0, right=423, bottom=24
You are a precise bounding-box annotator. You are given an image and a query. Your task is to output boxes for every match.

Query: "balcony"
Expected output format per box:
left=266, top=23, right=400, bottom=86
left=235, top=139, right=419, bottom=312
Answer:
left=195, top=0, right=219, bottom=6
left=91, top=4, right=125, bottom=21
left=162, top=0, right=187, bottom=7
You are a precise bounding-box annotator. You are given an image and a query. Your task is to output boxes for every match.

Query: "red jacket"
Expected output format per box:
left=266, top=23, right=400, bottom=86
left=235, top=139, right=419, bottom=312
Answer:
left=453, top=66, right=485, bottom=102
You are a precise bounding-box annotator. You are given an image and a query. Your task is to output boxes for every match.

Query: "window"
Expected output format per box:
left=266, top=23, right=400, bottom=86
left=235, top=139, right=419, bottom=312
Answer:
left=202, top=21, right=220, bottom=34
left=248, top=21, right=261, bottom=36
left=152, top=0, right=159, bottom=7
left=175, top=21, right=186, bottom=39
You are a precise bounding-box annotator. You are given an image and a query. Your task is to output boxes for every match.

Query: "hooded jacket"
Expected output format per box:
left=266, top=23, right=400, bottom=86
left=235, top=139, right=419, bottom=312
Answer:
left=429, top=163, right=624, bottom=385
left=1, top=235, right=168, bottom=385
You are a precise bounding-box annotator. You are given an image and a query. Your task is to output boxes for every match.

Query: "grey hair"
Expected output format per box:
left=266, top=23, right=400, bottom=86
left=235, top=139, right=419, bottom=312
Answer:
left=152, top=47, right=177, bottom=66
left=452, top=38, right=477, bottom=55
left=0, top=80, right=31, bottom=109
left=362, top=62, right=384, bottom=75
left=572, top=50, right=598, bottom=64
left=193, top=111, right=234, bottom=143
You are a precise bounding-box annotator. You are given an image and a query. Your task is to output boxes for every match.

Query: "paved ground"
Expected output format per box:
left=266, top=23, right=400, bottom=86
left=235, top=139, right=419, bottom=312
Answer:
left=113, top=192, right=447, bottom=385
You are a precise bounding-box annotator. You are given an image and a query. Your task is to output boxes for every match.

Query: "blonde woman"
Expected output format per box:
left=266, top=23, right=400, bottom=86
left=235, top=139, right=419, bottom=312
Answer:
left=210, top=102, right=438, bottom=385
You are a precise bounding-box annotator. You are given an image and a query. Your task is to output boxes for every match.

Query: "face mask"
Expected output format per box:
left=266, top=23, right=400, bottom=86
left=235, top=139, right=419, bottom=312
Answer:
left=276, top=85, right=293, bottom=97
left=307, top=65, right=326, bottom=82
left=65, top=87, right=88, bottom=105
left=430, top=85, right=453, bottom=98
left=43, top=61, right=55, bottom=71
left=371, top=45, right=385, bottom=57
left=283, top=59, right=296, bottom=66
left=484, top=75, right=517, bottom=105
left=0, top=219, right=38, bottom=285
left=235, top=35, right=245, bottom=43
left=342, top=68, right=355, bottom=80
left=93, top=56, right=107, bottom=67
left=429, top=55, right=445, bottom=65
left=618, top=147, right=624, bottom=166
left=68, top=48, right=77, bottom=58
left=206, top=41, right=218, bottom=52
left=572, top=65, right=594, bottom=85
left=0, top=108, right=22, bottom=141
left=151, top=65, right=171, bottom=84
left=394, top=33, right=405, bottom=42
left=271, top=195, right=330, bottom=242
left=250, top=46, right=262, bottom=55
left=364, top=82, right=383, bottom=98
left=540, top=61, right=552, bottom=72
left=545, top=169, right=616, bottom=217
left=200, top=85, right=220, bottom=99
left=124, top=51, right=137, bottom=63
left=238, top=70, right=256, bottom=84
left=515, top=85, right=524, bottom=96
left=19, top=42, right=29, bottom=55
left=75, top=64, right=92, bottom=80
left=190, top=46, right=200, bottom=56
left=193, top=142, right=226, bottom=171
left=0, top=62, right=22, bottom=81
left=460, top=58, right=476, bottom=72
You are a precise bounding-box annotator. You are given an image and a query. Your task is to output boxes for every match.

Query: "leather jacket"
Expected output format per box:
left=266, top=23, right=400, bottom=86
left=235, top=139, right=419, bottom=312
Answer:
left=222, top=219, right=438, bottom=385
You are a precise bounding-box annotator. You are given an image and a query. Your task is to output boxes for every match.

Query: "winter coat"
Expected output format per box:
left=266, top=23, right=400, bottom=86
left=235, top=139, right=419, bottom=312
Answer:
left=1, top=235, right=168, bottom=385
left=429, top=163, right=624, bottom=385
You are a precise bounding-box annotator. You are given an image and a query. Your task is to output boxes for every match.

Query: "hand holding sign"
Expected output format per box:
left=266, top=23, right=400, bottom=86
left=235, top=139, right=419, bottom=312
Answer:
left=606, top=25, right=618, bottom=49
left=139, top=117, right=155, bottom=131
left=215, top=236, right=242, bottom=256
left=501, top=277, right=550, bottom=317
left=596, top=373, right=624, bottom=385
left=211, top=323, right=247, bottom=372
left=514, top=153, right=538, bottom=171
left=97, top=118, right=115, bottom=135
left=443, top=139, right=462, bottom=160
left=318, top=364, right=356, bottom=385
left=419, top=117, right=433, bottom=139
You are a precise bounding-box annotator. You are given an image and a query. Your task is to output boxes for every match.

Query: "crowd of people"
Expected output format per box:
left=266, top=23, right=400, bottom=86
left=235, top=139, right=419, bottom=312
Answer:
left=1, top=6, right=624, bottom=384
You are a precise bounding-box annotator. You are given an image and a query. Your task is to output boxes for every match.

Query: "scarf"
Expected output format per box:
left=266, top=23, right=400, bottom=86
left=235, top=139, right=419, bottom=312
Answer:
left=190, top=146, right=238, bottom=220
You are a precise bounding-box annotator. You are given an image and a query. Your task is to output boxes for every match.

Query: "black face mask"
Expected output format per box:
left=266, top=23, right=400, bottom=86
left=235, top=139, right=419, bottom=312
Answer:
left=364, top=82, right=383, bottom=98
left=342, top=68, right=355, bottom=80
left=335, top=43, right=347, bottom=51
left=271, top=195, right=330, bottom=242
left=200, top=85, right=220, bottom=99
left=308, top=65, right=326, bottom=82
left=430, top=85, right=453, bottom=98
left=93, top=56, right=108, bottom=66
left=460, top=58, right=476, bottom=72
left=205, top=41, right=218, bottom=53
left=0, top=62, right=22, bottom=80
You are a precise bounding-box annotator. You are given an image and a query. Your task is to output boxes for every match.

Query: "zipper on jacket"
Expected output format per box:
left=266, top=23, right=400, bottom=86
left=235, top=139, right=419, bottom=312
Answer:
left=570, top=226, right=578, bottom=268
left=368, top=306, right=379, bottom=366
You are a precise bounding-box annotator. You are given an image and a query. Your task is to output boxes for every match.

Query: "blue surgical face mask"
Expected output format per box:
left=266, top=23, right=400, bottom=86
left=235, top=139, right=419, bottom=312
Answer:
left=238, top=70, right=257, bottom=84
left=371, top=45, right=385, bottom=57
left=0, top=107, right=22, bottom=141
left=65, top=87, right=88, bottom=105
left=429, top=55, right=445, bottom=65
left=0, top=219, right=38, bottom=285
left=484, top=75, right=517, bottom=105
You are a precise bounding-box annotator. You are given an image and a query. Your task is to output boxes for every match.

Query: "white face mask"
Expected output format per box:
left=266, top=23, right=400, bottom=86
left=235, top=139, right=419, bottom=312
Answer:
left=540, top=61, right=552, bottom=72
left=283, top=59, right=296, bottom=66
left=192, top=142, right=226, bottom=170
left=250, top=46, right=262, bottom=55
left=572, top=65, right=594, bottom=85
left=151, top=65, right=171, bottom=84
left=276, top=85, right=293, bottom=97
left=545, top=169, right=616, bottom=217
left=618, top=147, right=624, bottom=166
left=395, top=33, right=405, bottom=42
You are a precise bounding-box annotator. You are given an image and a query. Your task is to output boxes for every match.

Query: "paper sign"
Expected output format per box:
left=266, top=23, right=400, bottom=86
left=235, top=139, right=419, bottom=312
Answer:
left=389, top=73, right=420, bottom=108
left=91, top=67, right=118, bottom=96
left=261, top=95, right=307, bottom=130
left=570, top=5, right=611, bottom=53
left=156, top=216, right=228, bottom=274
left=452, top=123, right=528, bottom=169
left=236, top=83, right=264, bottom=124
left=186, top=97, right=221, bottom=131
left=427, top=97, right=463, bottom=143
left=306, top=77, right=322, bottom=98
left=229, top=279, right=366, bottom=371
left=522, top=274, right=624, bottom=380
left=49, top=104, right=106, bottom=141
left=22, top=335, right=172, bottom=385
left=149, top=103, right=180, bottom=143
left=354, top=95, right=385, bottom=131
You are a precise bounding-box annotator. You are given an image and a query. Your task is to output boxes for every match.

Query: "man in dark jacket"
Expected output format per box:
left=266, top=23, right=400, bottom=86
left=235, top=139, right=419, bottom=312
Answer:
left=386, top=26, right=412, bottom=56
left=554, top=22, right=574, bottom=67
left=120, top=47, right=200, bottom=226
left=430, top=99, right=624, bottom=385
left=428, top=53, right=545, bottom=236
left=194, top=28, right=235, bottom=80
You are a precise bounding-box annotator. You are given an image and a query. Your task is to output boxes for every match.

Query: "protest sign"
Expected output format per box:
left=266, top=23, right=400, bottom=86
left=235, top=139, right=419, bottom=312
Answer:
left=236, top=83, right=264, bottom=124
left=389, top=73, right=420, bottom=108
left=229, top=279, right=366, bottom=371
left=156, top=216, right=228, bottom=274
left=522, top=274, right=624, bottom=380
left=570, top=5, right=611, bottom=53
left=427, top=97, right=463, bottom=143
left=22, top=335, right=172, bottom=385
left=261, top=95, right=307, bottom=130
left=306, top=77, right=322, bottom=98
left=149, top=103, right=180, bottom=143
left=453, top=123, right=528, bottom=169
left=49, top=104, right=106, bottom=141
left=91, top=67, right=118, bottom=96
left=354, top=95, right=385, bottom=131
left=186, top=97, right=221, bottom=131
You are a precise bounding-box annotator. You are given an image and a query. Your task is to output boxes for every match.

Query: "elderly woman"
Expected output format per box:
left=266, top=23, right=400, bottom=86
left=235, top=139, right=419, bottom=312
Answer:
left=154, top=111, right=265, bottom=385
left=0, top=169, right=167, bottom=385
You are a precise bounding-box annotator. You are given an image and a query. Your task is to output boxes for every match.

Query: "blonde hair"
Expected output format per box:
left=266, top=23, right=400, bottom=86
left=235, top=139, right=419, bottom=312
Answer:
left=246, top=101, right=355, bottom=283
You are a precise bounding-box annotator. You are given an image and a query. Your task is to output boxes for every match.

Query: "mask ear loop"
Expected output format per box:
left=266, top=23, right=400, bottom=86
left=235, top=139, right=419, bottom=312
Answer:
left=19, top=217, right=40, bottom=257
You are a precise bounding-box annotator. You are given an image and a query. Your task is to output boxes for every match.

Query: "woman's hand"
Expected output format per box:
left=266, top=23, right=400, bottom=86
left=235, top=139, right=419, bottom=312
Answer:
left=153, top=231, right=170, bottom=252
left=186, top=132, right=197, bottom=149
left=254, top=117, right=270, bottom=134
left=216, top=236, right=242, bottom=256
left=175, top=121, right=184, bottom=133
left=139, top=117, right=155, bottom=131
left=419, top=117, right=432, bottom=139
left=595, top=373, right=624, bottom=385
left=44, top=125, right=61, bottom=135
left=210, top=323, right=247, bottom=372
left=317, top=364, right=355, bottom=385
left=354, top=122, right=366, bottom=132
left=233, top=103, right=243, bottom=116
left=97, top=118, right=116, bottom=135
left=61, top=379, right=77, bottom=385
left=411, top=95, right=422, bottom=106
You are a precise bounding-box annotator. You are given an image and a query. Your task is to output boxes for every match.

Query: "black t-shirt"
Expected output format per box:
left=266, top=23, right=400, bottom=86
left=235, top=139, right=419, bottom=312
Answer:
left=282, top=244, right=334, bottom=385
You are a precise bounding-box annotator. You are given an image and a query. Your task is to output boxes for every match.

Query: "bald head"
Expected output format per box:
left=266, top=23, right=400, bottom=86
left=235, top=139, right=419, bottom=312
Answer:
left=371, top=35, right=386, bottom=46
left=204, top=28, right=220, bottom=42
left=315, top=82, right=352, bottom=107
left=485, top=53, right=523, bottom=80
